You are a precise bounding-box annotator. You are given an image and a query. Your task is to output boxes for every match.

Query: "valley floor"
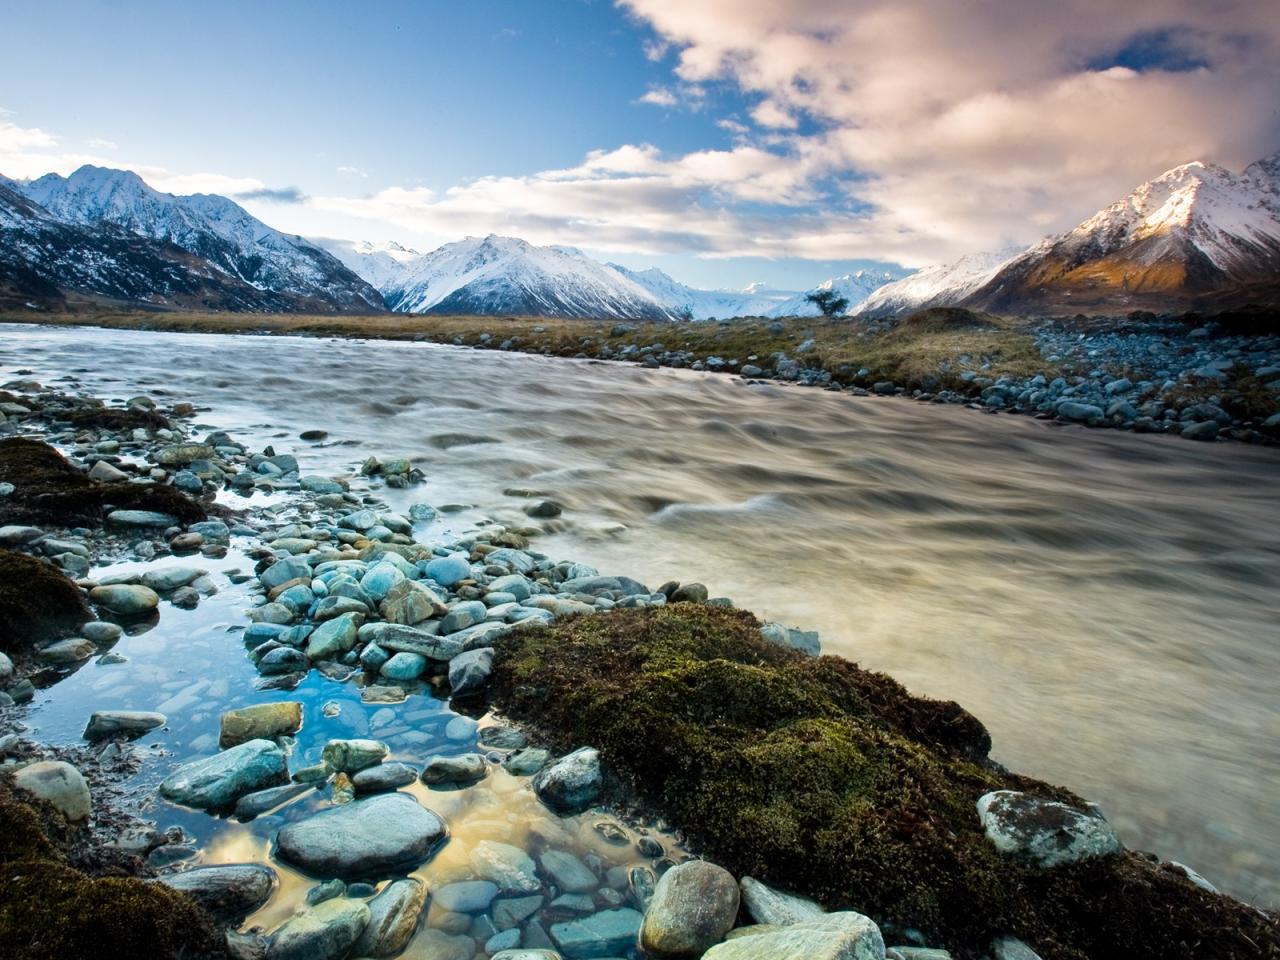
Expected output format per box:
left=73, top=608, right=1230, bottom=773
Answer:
left=1, top=306, right=1278, bottom=444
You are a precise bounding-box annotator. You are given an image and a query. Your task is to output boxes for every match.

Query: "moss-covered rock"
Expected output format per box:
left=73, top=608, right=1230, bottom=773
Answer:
left=0, top=548, right=91, bottom=651
left=0, top=437, right=206, bottom=528
left=490, top=605, right=1280, bottom=960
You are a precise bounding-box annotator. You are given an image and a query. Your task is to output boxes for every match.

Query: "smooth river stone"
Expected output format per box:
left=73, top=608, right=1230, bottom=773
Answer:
left=156, top=863, right=277, bottom=922
left=640, top=860, right=740, bottom=957
left=702, top=911, right=885, bottom=960
left=267, top=897, right=371, bottom=960
left=322, top=738, right=388, bottom=773
left=275, top=792, right=448, bottom=878
left=83, top=710, right=166, bottom=741
left=351, top=877, right=427, bottom=957
left=159, top=738, right=289, bottom=810
left=89, top=583, right=160, bottom=614
left=738, top=876, right=825, bottom=926
left=549, top=908, right=644, bottom=959
left=220, top=701, right=304, bottom=747
left=12, top=760, right=92, bottom=822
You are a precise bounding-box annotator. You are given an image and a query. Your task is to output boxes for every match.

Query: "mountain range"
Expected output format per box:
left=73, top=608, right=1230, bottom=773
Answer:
left=2, top=151, right=1278, bottom=318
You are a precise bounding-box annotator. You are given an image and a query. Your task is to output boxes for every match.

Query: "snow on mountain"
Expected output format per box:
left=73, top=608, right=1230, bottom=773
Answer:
left=320, top=238, right=424, bottom=295
left=386, top=235, right=678, bottom=319
left=855, top=247, right=1023, bottom=318
left=15, top=165, right=382, bottom=311
left=608, top=263, right=794, bottom=319
left=969, top=151, right=1280, bottom=314
left=765, top=270, right=904, bottom=317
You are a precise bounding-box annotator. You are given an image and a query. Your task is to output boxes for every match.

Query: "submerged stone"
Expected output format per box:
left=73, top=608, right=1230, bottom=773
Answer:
left=275, top=792, right=447, bottom=878
left=156, top=863, right=277, bottom=922
left=159, top=738, right=288, bottom=810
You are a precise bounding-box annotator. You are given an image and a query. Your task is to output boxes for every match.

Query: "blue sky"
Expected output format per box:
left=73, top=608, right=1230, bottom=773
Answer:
left=1, top=0, right=1276, bottom=290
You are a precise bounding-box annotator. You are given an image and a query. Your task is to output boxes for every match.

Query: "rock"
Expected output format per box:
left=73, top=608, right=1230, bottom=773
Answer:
left=976, top=790, right=1122, bottom=868
left=306, top=612, right=362, bottom=660
left=420, top=753, right=488, bottom=785
left=702, top=912, right=884, bottom=960
left=435, top=880, right=499, bottom=912
left=322, top=738, right=389, bottom=773
left=156, top=864, right=276, bottom=922
left=739, top=876, right=825, bottom=925
left=140, top=566, right=206, bottom=592
left=38, top=637, right=96, bottom=663
left=991, top=936, right=1044, bottom=960
left=424, top=553, right=471, bottom=587
left=361, top=562, right=406, bottom=602
left=80, top=620, right=123, bottom=643
left=505, top=748, right=550, bottom=776
left=261, top=555, right=313, bottom=591
left=234, top=782, right=313, bottom=819
left=83, top=710, right=166, bottom=741
left=12, top=760, right=92, bottom=822
left=382, top=579, right=447, bottom=625
left=539, top=850, right=597, bottom=893
left=1181, top=420, right=1220, bottom=441
left=533, top=747, right=601, bottom=813
left=276, top=792, right=447, bottom=878
left=258, top=647, right=308, bottom=675
left=0, top=525, right=44, bottom=546
left=220, top=701, right=303, bottom=748
left=352, top=761, right=419, bottom=794
left=640, top=860, right=740, bottom=957
left=525, top=500, right=563, bottom=518
left=448, top=647, right=494, bottom=696
left=470, top=840, right=542, bottom=893
left=266, top=897, right=371, bottom=960
left=89, top=459, right=130, bottom=482
left=440, top=600, right=487, bottom=634
left=408, top=930, right=475, bottom=960
left=0, top=651, right=11, bottom=679
left=491, top=952, right=562, bottom=960
left=493, top=894, right=544, bottom=930
left=155, top=443, right=215, bottom=467
left=89, top=583, right=160, bottom=614
left=380, top=651, right=427, bottom=681
left=759, top=622, right=820, bottom=656
left=159, top=739, right=289, bottom=810
left=1056, top=401, right=1104, bottom=423
left=549, top=908, right=643, bottom=959
left=670, top=582, right=709, bottom=603
left=351, top=877, right=427, bottom=957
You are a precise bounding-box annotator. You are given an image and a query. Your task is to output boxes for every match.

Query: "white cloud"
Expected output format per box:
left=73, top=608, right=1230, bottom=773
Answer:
left=618, top=0, right=1280, bottom=262
left=336, top=165, right=368, bottom=178
left=637, top=87, right=678, bottom=107
left=87, top=137, right=118, bottom=150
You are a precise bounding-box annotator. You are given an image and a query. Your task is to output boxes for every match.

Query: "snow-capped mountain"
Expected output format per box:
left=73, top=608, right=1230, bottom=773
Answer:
left=10, top=165, right=383, bottom=312
left=607, top=264, right=795, bottom=319
left=764, top=270, right=904, bottom=318
left=968, top=152, right=1280, bottom=314
left=855, top=248, right=1023, bottom=318
left=0, top=178, right=336, bottom=311
left=320, top=238, right=424, bottom=295
left=376, top=235, right=679, bottom=319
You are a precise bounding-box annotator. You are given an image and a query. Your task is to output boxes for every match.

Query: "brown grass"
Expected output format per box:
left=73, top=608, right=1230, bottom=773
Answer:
left=0, top=307, right=1055, bottom=395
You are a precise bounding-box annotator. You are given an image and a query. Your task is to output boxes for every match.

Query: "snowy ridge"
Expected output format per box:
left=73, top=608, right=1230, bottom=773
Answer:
left=766, top=270, right=903, bottom=318
left=856, top=248, right=1023, bottom=318
left=15, top=166, right=382, bottom=310
left=608, top=264, right=795, bottom=319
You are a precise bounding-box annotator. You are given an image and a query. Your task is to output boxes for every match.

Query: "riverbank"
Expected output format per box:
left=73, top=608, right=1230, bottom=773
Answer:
left=0, top=358, right=1276, bottom=957
left=3, top=307, right=1277, bottom=444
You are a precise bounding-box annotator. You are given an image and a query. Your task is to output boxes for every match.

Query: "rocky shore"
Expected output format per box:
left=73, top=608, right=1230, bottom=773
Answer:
left=0, top=377, right=1276, bottom=960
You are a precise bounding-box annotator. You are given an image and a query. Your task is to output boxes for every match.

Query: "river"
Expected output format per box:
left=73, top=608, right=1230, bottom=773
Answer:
left=3, top=323, right=1278, bottom=908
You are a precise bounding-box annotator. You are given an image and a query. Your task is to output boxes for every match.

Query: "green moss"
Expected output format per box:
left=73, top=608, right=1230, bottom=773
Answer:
left=0, top=781, right=226, bottom=959
left=0, top=548, right=91, bottom=650
left=491, top=605, right=1280, bottom=960
left=66, top=405, right=171, bottom=432
left=0, top=437, right=206, bottom=527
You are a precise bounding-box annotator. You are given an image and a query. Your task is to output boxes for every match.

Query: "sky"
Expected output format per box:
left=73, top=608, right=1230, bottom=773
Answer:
left=1, top=0, right=1278, bottom=291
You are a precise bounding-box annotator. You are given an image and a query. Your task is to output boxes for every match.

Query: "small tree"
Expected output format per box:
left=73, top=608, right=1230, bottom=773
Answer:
left=805, top=289, right=849, bottom=317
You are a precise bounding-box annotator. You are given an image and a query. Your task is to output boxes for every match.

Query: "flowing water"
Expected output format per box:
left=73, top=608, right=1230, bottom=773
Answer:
left=3, top=324, right=1278, bottom=911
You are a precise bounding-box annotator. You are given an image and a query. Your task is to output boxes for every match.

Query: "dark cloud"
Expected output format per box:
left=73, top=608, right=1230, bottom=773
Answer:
left=235, top=185, right=308, bottom=204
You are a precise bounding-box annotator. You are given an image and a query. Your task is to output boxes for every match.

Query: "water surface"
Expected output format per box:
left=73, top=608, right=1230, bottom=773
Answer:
left=3, top=324, right=1278, bottom=907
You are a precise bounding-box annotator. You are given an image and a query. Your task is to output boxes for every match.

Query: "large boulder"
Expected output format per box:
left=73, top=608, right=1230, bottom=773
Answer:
left=276, top=792, right=447, bottom=878
left=976, top=791, right=1122, bottom=869
left=640, top=860, right=740, bottom=957
left=159, top=739, right=288, bottom=810
left=739, top=876, right=825, bottom=926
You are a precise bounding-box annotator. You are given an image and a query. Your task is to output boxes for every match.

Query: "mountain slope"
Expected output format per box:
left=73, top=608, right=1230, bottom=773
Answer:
left=856, top=248, right=1023, bottom=318
left=968, top=153, right=1280, bottom=314
left=0, top=181, right=339, bottom=311
left=766, top=270, right=903, bottom=317
left=608, top=264, right=795, bottom=319
left=382, top=235, right=680, bottom=319
left=13, top=166, right=383, bottom=312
